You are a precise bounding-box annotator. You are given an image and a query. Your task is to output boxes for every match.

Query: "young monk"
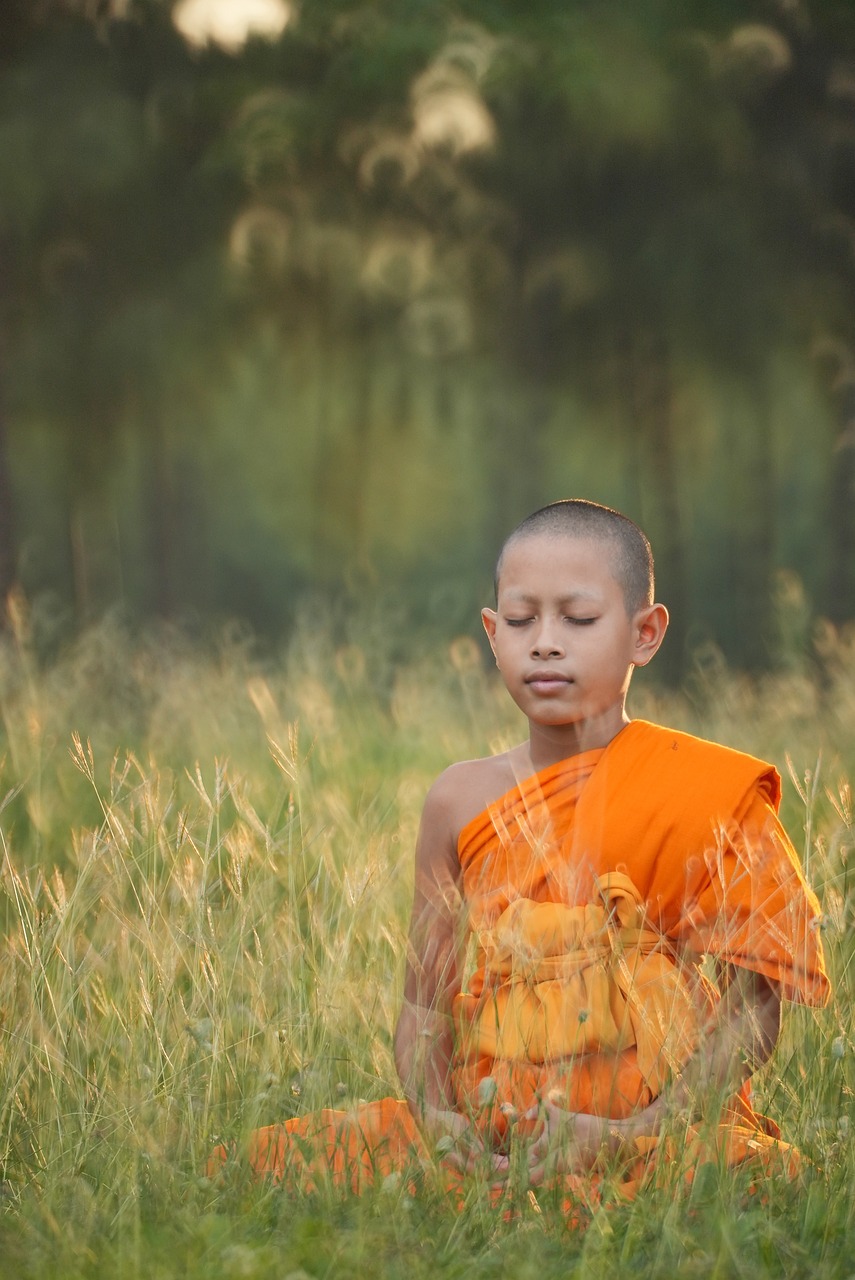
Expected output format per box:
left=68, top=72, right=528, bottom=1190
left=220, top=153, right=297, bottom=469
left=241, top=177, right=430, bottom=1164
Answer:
left=212, top=499, right=829, bottom=1201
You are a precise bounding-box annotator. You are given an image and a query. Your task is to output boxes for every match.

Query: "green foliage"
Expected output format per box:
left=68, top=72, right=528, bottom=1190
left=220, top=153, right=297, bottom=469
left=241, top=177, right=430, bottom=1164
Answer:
left=0, top=615, right=852, bottom=1274
left=2, top=0, right=855, bottom=668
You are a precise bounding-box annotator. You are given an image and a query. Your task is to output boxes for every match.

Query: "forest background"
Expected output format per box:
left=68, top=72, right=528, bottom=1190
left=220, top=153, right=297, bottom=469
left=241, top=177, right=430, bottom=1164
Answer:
left=3, top=5, right=855, bottom=1278
left=3, top=0, right=855, bottom=677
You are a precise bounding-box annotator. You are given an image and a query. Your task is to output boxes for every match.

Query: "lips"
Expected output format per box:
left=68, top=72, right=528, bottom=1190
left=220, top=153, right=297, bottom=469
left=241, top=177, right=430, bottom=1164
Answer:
left=525, top=671, right=572, bottom=688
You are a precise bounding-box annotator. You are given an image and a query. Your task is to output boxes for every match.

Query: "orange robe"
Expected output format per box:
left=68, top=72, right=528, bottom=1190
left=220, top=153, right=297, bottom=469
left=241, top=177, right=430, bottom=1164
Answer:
left=210, top=721, right=829, bottom=1201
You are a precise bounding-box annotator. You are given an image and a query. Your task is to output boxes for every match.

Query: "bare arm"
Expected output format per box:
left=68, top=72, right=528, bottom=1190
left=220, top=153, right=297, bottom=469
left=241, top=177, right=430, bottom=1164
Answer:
left=616, top=965, right=781, bottom=1138
left=525, top=966, right=782, bottom=1184
left=393, top=771, right=509, bottom=1177
left=394, top=773, right=463, bottom=1118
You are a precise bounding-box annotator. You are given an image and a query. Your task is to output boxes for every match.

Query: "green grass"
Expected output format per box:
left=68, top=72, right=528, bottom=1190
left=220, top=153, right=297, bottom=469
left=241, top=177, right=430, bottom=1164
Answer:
left=0, top=602, right=854, bottom=1278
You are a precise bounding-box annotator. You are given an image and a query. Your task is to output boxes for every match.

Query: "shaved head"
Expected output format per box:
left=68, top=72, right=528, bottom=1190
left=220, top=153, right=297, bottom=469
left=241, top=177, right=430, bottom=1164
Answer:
left=495, top=499, right=654, bottom=615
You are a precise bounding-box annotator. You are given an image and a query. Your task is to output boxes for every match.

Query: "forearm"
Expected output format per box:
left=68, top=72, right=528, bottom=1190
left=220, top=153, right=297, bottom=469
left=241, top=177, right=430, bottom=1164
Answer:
left=395, top=997, right=510, bottom=1179
left=676, top=967, right=780, bottom=1099
left=615, top=969, right=782, bottom=1140
left=522, top=973, right=783, bottom=1180
left=394, top=997, right=457, bottom=1119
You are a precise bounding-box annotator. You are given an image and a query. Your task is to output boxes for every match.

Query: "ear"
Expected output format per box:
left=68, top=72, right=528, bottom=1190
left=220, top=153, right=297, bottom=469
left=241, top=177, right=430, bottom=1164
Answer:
left=481, top=607, right=498, bottom=656
left=631, top=603, right=669, bottom=667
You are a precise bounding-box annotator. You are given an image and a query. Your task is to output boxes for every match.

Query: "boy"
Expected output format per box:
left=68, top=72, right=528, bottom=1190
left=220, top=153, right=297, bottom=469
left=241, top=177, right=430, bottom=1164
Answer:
left=215, top=499, right=829, bottom=1197
left=394, top=497, right=829, bottom=1190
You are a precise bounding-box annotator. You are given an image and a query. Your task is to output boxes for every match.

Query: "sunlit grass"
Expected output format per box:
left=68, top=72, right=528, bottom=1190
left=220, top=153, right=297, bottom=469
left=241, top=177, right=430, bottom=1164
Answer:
left=0, top=604, right=853, bottom=1278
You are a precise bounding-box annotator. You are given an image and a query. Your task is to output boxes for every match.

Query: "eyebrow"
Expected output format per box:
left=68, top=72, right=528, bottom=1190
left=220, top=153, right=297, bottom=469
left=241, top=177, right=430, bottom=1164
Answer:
left=503, top=591, right=602, bottom=605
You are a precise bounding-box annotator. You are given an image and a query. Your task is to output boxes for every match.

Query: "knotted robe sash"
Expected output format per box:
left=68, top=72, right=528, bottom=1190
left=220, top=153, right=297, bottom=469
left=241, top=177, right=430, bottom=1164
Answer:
left=455, top=873, right=715, bottom=1098
left=452, top=721, right=829, bottom=1131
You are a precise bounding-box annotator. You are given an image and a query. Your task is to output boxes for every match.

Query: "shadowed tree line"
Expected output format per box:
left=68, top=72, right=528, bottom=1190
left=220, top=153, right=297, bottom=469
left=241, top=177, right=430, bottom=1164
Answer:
left=2, top=0, right=855, bottom=674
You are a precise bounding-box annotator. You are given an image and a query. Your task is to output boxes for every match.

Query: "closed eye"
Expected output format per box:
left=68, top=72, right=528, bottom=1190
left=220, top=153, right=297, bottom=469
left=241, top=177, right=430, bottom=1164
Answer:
left=505, top=618, right=533, bottom=627
left=568, top=617, right=597, bottom=626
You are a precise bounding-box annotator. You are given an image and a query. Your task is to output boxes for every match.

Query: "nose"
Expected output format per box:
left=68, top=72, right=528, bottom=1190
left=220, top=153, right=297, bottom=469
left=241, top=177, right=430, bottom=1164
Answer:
left=530, top=621, right=564, bottom=659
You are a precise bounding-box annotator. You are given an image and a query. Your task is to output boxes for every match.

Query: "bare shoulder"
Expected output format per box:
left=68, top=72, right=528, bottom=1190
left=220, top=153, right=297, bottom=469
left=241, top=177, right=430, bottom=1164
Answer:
left=421, top=751, right=521, bottom=849
left=409, top=751, right=522, bottom=925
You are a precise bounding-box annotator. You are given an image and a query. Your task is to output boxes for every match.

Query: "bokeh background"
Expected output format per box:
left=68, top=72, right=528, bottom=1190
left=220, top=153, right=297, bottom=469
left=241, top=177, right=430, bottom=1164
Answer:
left=3, top=0, right=855, bottom=678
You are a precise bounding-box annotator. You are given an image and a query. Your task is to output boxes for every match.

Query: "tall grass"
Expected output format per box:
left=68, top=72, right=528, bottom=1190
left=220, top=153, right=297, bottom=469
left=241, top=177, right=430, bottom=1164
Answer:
left=0, top=601, right=853, bottom=1278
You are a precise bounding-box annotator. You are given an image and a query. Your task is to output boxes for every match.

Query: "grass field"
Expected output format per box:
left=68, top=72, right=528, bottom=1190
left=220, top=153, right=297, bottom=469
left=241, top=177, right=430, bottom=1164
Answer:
left=0, top=600, right=854, bottom=1278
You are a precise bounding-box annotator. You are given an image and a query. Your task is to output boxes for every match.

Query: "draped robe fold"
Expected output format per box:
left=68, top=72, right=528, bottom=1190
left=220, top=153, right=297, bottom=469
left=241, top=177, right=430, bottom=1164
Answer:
left=209, top=721, right=830, bottom=1201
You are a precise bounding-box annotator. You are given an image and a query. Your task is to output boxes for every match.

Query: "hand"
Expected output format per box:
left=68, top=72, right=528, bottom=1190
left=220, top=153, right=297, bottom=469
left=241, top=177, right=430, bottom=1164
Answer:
left=421, top=1105, right=509, bottom=1182
left=523, top=1101, right=627, bottom=1187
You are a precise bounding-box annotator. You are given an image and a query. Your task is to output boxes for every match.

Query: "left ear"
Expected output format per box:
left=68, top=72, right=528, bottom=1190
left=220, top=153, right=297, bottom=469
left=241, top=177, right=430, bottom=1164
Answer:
left=631, top=603, right=669, bottom=667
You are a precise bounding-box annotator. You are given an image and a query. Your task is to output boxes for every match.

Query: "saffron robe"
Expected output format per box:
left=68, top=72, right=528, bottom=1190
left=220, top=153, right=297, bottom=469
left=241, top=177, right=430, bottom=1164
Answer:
left=210, top=721, right=830, bottom=1199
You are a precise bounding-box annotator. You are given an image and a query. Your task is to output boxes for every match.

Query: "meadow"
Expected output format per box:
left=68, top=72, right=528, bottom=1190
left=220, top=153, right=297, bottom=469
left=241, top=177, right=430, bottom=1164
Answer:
left=0, top=595, right=854, bottom=1279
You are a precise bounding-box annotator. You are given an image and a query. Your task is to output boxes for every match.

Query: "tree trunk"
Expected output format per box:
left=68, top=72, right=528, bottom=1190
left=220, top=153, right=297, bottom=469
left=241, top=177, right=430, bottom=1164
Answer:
left=741, top=380, right=775, bottom=669
left=720, top=374, right=776, bottom=670
left=338, top=306, right=374, bottom=577
left=0, top=359, right=17, bottom=608
left=310, top=300, right=374, bottom=582
left=620, top=327, right=687, bottom=682
left=826, top=381, right=855, bottom=624
left=146, top=409, right=176, bottom=618
left=484, top=252, right=550, bottom=570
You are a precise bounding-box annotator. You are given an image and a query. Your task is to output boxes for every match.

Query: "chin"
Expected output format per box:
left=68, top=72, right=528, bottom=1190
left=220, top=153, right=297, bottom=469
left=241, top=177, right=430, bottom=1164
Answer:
left=530, top=708, right=583, bottom=727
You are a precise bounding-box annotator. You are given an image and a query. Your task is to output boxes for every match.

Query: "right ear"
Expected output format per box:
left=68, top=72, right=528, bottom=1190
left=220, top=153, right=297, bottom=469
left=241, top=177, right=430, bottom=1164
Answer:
left=481, top=607, right=498, bottom=656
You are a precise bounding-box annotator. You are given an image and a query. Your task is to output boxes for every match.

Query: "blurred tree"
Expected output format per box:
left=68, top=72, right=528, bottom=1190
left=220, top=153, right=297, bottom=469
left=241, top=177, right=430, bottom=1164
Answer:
left=745, top=0, right=855, bottom=626
left=0, top=5, right=240, bottom=618
left=0, top=0, right=42, bottom=606
left=2, top=0, right=855, bottom=666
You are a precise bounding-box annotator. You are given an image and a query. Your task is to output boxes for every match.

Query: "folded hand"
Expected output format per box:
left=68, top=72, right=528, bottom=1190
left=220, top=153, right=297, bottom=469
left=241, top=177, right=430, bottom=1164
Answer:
left=523, top=1100, right=629, bottom=1187
left=421, top=1105, right=509, bottom=1182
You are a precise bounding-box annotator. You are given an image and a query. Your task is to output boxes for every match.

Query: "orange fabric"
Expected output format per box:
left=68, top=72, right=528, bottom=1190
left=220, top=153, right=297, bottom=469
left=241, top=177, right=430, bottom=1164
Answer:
left=209, top=720, right=829, bottom=1205
left=451, top=721, right=828, bottom=1146
left=454, top=872, right=715, bottom=1096
left=457, top=721, right=828, bottom=1005
left=206, top=1089, right=797, bottom=1206
left=224, top=1099, right=425, bottom=1195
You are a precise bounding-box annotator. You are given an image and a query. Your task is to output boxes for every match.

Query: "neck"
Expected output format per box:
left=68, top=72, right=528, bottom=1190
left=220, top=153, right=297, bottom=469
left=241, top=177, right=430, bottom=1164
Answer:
left=526, top=703, right=630, bottom=772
